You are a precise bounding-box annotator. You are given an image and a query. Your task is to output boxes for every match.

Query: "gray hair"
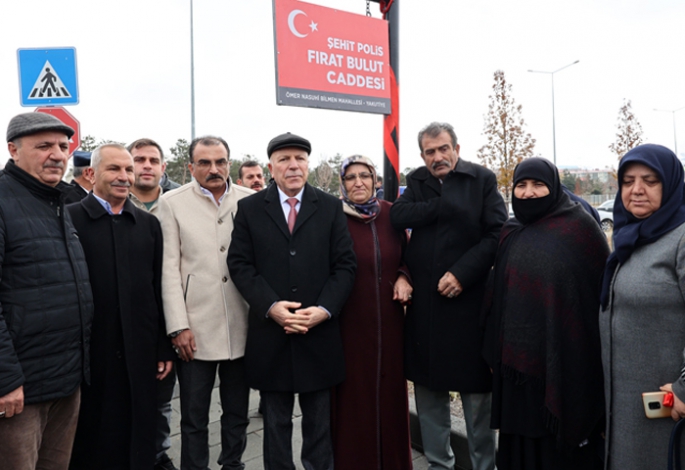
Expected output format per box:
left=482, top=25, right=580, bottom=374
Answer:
left=417, top=122, right=458, bottom=152
left=91, top=143, right=129, bottom=170
left=73, top=166, right=87, bottom=177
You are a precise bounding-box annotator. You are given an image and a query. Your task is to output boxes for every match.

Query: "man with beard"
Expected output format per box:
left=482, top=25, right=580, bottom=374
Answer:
left=236, top=160, right=265, bottom=191
left=67, top=143, right=174, bottom=470
left=128, top=138, right=180, bottom=214
left=157, top=136, right=252, bottom=470
left=127, top=137, right=181, bottom=470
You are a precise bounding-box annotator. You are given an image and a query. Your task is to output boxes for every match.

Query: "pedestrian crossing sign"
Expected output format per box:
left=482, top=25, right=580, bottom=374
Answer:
left=17, top=48, right=79, bottom=106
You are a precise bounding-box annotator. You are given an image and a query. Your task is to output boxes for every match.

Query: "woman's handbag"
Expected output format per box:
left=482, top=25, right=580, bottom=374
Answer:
left=668, top=418, right=685, bottom=470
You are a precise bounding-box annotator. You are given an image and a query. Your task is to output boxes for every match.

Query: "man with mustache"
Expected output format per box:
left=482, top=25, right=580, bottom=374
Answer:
left=0, top=112, right=93, bottom=470
left=390, top=122, right=507, bottom=470
left=236, top=160, right=265, bottom=191
left=157, top=136, right=252, bottom=470
left=66, top=143, right=174, bottom=469
left=126, top=137, right=181, bottom=470
left=227, top=132, right=356, bottom=470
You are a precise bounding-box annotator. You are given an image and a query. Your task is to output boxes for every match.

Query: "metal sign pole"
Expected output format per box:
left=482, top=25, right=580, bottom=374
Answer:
left=371, top=0, right=399, bottom=201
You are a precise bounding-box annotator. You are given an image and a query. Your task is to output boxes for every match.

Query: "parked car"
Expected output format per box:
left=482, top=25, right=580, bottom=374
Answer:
left=597, top=199, right=614, bottom=232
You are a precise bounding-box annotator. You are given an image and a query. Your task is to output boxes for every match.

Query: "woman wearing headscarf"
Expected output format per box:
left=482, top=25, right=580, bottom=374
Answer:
left=330, top=155, right=413, bottom=470
left=483, top=157, right=609, bottom=469
left=600, top=144, right=685, bottom=469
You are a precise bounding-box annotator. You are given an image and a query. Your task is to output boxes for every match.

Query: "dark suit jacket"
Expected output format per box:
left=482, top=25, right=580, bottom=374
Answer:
left=390, top=159, right=507, bottom=392
left=227, top=183, right=356, bottom=393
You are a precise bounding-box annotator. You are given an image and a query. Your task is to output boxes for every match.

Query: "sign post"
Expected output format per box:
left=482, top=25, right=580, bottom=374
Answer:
left=17, top=48, right=79, bottom=107
left=35, top=107, right=81, bottom=155
left=370, top=0, right=399, bottom=201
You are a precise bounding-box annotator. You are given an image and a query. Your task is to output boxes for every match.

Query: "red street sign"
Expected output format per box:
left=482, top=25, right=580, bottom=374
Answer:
left=273, top=0, right=391, bottom=115
left=34, top=106, right=81, bottom=155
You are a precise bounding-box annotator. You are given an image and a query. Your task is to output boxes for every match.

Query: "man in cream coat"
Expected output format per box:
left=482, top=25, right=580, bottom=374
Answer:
left=157, top=135, right=253, bottom=470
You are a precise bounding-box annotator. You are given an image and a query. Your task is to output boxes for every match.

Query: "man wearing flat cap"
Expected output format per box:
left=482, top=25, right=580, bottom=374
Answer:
left=0, top=112, right=93, bottom=469
left=157, top=135, right=252, bottom=470
left=228, top=132, right=356, bottom=470
left=63, top=150, right=94, bottom=204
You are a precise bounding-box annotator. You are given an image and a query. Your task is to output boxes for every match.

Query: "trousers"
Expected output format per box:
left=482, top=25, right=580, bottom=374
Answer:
left=415, top=384, right=497, bottom=470
left=0, top=387, right=81, bottom=470
left=177, top=358, right=249, bottom=470
left=261, top=389, right=333, bottom=470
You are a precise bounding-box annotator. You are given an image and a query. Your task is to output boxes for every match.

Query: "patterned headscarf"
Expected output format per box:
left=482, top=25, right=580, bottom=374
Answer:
left=339, top=155, right=381, bottom=221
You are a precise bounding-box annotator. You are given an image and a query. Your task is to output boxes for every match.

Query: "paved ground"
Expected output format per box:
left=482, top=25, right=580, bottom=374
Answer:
left=166, top=384, right=430, bottom=469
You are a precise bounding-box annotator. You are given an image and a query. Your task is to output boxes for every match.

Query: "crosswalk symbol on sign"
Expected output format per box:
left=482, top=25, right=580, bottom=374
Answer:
left=17, top=47, right=79, bottom=106
left=28, top=61, right=72, bottom=99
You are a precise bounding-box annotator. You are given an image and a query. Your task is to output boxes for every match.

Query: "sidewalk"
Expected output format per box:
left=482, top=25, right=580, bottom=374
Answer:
left=166, top=384, right=431, bottom=469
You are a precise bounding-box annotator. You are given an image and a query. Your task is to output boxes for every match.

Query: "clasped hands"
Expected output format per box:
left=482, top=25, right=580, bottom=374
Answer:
left=269, top=301, right=328, bottom=334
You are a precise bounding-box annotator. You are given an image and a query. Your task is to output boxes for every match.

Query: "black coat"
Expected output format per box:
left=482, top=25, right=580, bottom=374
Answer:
left=227, top=183, right=356, bottom=393
left=62, top=179, right=89, bottom=204
left=390, top=159, right=507, bottom=392
left=67, top=195, right=173, bottom=470
left=0, top=161, right=93, bottom=404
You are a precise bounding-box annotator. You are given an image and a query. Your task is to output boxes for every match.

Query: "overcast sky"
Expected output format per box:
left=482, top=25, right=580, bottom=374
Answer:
left=1, top=0, right=684, bottom=174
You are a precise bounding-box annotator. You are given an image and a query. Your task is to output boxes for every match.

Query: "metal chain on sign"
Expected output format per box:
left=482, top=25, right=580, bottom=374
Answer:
left=366, top=0, right=371, bottom=17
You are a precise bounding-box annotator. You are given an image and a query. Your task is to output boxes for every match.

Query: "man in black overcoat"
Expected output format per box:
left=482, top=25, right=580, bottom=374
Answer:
left=63, top=150, right=93, bottom=204
left=390, top=122, right=508, bottom=470
left=67, top=143, right=174, bottom=470
left=227, top=132, right=356, bottom=470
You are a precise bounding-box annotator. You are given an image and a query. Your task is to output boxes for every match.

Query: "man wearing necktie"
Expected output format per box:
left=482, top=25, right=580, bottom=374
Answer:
left=227, top=132, right=356, bottom=470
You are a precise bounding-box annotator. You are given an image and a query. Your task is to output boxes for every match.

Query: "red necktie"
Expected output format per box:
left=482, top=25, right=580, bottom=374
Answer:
left=287, top=197, right=298, bottom=233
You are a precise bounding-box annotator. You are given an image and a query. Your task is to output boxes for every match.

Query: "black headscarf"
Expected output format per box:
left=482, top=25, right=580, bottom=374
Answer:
left=511, top=157, right=564, bottom=224
left=600, top=144, right=685, bottom=309
left=484, top=157, right=609, bottom=447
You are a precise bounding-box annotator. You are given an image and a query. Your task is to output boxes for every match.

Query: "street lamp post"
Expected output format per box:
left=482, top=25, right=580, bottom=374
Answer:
left=528, top=60, right=579, bottom=166
left=190, top=0, right=196, bottom=141
left=654, top=106, right=685, bottom=156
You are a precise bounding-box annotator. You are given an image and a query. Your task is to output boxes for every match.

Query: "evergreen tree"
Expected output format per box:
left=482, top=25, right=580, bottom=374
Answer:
left=166, top=139, right=191, bottom=185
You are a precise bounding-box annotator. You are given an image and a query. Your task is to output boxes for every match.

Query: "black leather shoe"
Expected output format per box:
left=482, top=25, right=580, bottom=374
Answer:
left=154, top=454, right=179, bottom=470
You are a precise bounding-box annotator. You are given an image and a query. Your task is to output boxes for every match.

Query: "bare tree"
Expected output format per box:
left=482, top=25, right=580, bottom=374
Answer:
left=477, top=70, right=536, bottom=202
left=609, top=99, right=644, bottom=161
left=314, top=160, right=333, bottom=193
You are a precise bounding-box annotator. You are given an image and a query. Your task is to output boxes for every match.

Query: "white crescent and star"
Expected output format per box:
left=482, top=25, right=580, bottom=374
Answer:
left=287, top=9, right=317, bottom=38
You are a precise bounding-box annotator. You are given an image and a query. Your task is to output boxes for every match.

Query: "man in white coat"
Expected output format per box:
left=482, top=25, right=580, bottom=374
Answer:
left=157, top=135, right=253, bottom=470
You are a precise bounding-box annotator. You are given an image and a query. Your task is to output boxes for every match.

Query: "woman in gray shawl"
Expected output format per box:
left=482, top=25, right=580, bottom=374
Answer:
left=600, top=144, right=685, bottom=469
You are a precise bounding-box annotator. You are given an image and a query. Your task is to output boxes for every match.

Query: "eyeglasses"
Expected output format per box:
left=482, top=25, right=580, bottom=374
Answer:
left=193, top=159, right=229, bottom=169
left=343, top=172, right=373, bottom=182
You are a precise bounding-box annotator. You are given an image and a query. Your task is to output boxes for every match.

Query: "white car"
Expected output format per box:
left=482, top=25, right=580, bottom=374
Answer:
left=597, top=199, right=614, bottom=232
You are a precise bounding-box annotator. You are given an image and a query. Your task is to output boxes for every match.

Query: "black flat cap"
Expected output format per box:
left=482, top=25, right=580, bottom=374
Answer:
left=267, top=132, right=311, bottom=157
left=72, top=151, right=92, bottom=167
left=7, top=112, right=75, bottom=142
